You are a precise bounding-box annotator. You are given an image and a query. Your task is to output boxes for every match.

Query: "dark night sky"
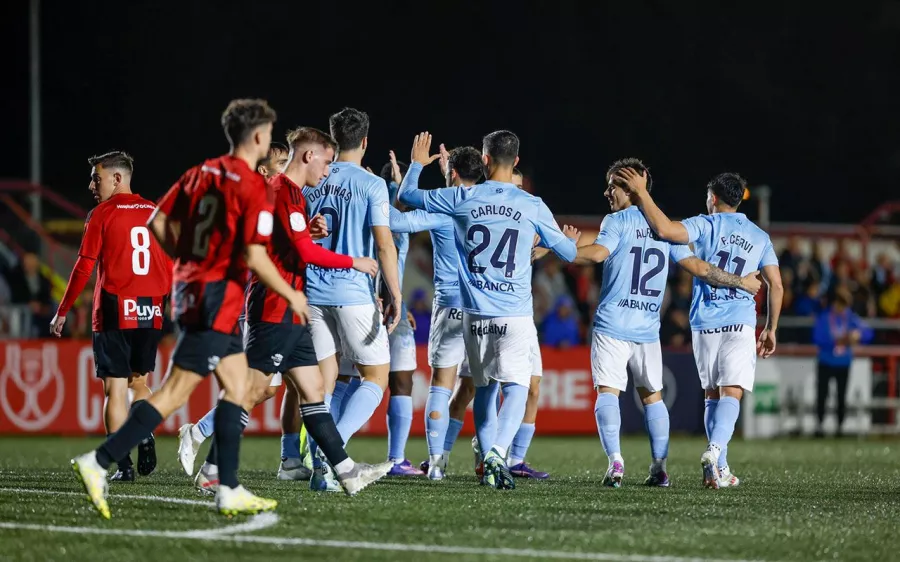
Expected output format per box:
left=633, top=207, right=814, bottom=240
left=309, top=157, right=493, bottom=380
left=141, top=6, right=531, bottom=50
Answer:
left=4, top=1, right=900, bottom=223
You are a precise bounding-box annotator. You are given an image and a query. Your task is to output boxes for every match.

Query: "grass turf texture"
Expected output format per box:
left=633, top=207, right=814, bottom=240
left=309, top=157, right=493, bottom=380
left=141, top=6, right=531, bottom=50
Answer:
left=0, top=436, right=897, bottom=561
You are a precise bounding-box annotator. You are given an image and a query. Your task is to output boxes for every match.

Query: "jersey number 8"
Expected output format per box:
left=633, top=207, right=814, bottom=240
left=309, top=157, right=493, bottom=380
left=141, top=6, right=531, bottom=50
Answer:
left=130, top=226, right=150, bottom=275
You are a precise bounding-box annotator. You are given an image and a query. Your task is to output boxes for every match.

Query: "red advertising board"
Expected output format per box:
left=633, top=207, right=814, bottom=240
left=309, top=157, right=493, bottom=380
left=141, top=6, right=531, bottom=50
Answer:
left=0, top=340, right=600, bottom=436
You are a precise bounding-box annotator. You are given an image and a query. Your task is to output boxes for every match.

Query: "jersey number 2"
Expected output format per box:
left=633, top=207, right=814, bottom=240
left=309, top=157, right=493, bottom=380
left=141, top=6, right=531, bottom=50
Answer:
left=192, top=196, right=219, bottom=258
left=628, top=247, right=666, bottom=297
left=130, top=227, right=150, bottom=275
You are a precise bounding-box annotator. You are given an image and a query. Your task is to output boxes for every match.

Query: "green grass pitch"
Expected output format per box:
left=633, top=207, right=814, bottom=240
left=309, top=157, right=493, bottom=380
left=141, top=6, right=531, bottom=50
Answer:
left=0, top=436, right=897, bottom=561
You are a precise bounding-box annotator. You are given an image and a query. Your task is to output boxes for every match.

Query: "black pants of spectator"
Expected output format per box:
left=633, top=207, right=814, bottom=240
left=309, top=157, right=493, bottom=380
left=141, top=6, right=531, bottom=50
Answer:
left=816, top=363, right=850, bottom=435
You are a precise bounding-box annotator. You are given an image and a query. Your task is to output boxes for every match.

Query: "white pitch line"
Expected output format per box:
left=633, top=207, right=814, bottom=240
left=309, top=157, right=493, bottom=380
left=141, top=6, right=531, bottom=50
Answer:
left=0, top=488, right=772, bottom=562
left=0, top=487, right=212, bottom=507
left=0, top=512, right=279, bottom=540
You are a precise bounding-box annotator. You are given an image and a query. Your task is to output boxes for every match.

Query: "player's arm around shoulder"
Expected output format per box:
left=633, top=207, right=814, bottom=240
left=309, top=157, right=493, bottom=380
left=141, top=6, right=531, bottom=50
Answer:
left=676, top=252, right=762, bottom=295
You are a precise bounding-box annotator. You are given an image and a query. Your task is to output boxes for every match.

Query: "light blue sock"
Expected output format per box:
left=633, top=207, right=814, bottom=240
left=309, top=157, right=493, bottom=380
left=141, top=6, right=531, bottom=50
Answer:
left=643, top=401, right=670, bottom=460
left=387, top=395, right=413, bottom=461
left=494, top=383, right=528, bottom=457
left=709, top=396, right=740, bottom=449
left=594, top=392, right=621, bottom=460
left=444, top=418, right=464, bottom=455
left=336, top=381, right=384, bottom=443
left=330, top=381, right=350, bottom=425
left=339, top=377, right=362, bottom=420
left=196, top=406, right=216, bottom=439
left=509, top=422, right=536, bottom=464
left=425, top=386, right=453, bottom=456
left=705, top=398, right=728, bottom=468
left=281, top=433, right=300, bottom=460
left=474, top=382, right=500, bottom=455
left=310, top=393, right=333, bottom=469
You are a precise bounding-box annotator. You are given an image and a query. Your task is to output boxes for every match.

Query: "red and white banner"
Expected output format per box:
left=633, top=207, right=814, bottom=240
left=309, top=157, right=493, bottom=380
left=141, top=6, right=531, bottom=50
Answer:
left=0, top=339, right=601, bottom=436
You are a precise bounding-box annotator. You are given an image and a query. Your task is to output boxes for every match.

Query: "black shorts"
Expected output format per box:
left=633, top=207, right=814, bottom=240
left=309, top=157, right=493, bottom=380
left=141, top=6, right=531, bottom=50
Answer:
left=171, top=329, right=243, bottom=376
left=93, top=329, right=163, bottom=379
left=245, top=321, right=317, bottom=374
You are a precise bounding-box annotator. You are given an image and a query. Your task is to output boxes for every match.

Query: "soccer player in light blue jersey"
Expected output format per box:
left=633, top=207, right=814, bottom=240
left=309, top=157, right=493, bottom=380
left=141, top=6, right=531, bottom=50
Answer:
left=302, top=108, right=403, bottom=491
left=617, top=167, right=783, bottom=489
left=399, top=131, right=579, bottom=489
left=572, top=159, right=761, bottom=488
left=386, top=144, right=483, bottom=480
left=378, top=152, right=426, bottom=476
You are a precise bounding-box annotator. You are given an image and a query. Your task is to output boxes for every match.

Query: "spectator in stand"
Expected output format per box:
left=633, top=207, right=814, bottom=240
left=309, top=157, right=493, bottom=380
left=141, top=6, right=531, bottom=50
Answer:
left=778, top=236, right=803, bottom=284
left=827, top=259, right=855, bottom=303
left=567, top=264, right=598, bottom=331
left=794, top=280, right=823, bottom=316
left=409, top=288, right=431, bottom=345
left=7, top=252, right=53, bottom=337
left=852, top=268, right=875, bottom=317
left=812, top=286, right=873, bottom=437
left=810, top=241, right=831, bottom=295
left=533, top=257, right=572, bottom=323
left=540, top=294, right=581, bottom=348
left=871, top=253, right=896, bottom=302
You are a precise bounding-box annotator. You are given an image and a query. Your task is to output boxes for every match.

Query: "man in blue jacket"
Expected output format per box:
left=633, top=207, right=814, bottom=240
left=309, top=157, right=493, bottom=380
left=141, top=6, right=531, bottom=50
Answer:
left=812, top=286, right=873, bottom=437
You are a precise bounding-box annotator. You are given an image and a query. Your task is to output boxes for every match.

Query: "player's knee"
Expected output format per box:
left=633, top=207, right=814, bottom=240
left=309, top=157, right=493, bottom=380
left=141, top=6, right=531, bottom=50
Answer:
left=389, top=372, right=414, bottom=396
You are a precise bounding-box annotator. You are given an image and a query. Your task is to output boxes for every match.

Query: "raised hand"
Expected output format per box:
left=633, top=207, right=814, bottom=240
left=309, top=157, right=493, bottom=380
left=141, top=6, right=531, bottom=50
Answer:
left=438, top=143, right=451, bottom=177
left=410, top=132, right=441, bottom=167
left=389, top=150, right=403, bottom=185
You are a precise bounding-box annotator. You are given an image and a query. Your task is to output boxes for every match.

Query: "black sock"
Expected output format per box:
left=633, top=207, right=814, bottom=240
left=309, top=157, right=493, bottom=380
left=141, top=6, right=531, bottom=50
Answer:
left=300, top=402, right=348, bottom=468
left=97, top=402, right=162, bottom=470
left=108, top=434, right=133, bottom=470
left=205, top=404, right=249, bottom=467
left=212, top=401, right=248, bottom=489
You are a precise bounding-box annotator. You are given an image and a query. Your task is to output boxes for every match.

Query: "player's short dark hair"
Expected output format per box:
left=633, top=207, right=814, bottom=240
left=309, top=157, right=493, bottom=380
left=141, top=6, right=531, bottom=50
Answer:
left=221, top=99, right=277, bottom=146
left=707, top=172, right=746, bottom=209
left=449, top=146, right=483, bottom=183
left=269, top=141, right=289, bottom=155
left=482, top=130, right=519, bottom=167
left=88, top=151, right=134, bottom=175
left=285, top=127, right=337, bottom=153
left=606, top=157, right=653, bottom=193
left=328, top=108, right=369, bottom=152
left=379, top=161, right=409, bottom=186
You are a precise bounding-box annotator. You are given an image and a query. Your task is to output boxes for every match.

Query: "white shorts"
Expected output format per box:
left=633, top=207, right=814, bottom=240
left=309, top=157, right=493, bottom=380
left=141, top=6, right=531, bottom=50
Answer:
left=462, top=313, right=538, bottom=388
left=428, top=302, right=465, bottom=368
left=590, top=332, right=663, bottom=393
left=308, top=304, right=390, bottom=366
left=389, top=317, right=417, bottom=372
left=457, top=353, right=542, bottom=379
left=692, top=324, right=757, bottom=392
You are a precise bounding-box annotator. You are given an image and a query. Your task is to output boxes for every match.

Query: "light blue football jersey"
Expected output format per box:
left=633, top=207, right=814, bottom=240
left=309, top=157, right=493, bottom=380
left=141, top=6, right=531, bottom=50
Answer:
left=399, top=162, right=576, bottom=317
left=390, top=206, right=459, bottom=307
left=593, top=206, right=694, bottom=343
left=302, top=162, right=391, bottom=306
left=682, top=212, right=778, bottom=330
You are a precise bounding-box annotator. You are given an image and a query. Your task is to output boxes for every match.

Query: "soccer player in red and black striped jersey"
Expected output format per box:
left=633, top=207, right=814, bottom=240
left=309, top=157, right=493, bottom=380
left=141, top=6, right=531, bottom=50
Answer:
left=72, top=99, right=306, bottom=519
left=52, top=151, right=171, bottom=482
left=191, top=127, right=395, bottom=496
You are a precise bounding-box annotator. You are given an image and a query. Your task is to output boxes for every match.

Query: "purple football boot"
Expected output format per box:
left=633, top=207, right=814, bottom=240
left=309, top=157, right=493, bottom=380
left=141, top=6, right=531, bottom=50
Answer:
left=509, top=462, right=549, bottom=480
left=387, top=459, right=425, bottom=477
